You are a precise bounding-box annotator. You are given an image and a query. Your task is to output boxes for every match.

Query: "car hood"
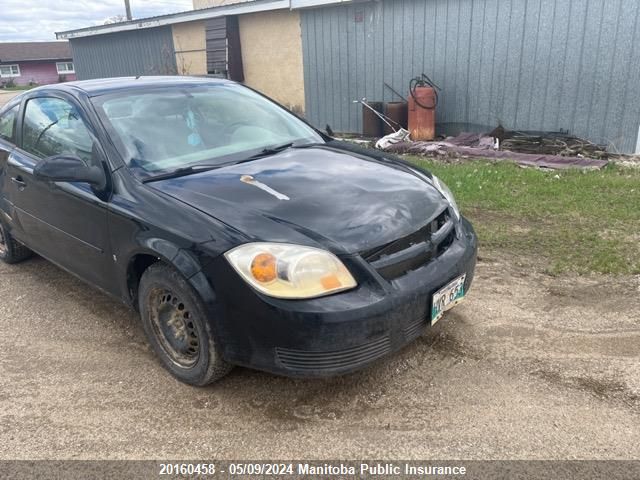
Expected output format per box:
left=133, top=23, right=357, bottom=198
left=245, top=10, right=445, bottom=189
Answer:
left=148, top=146, right=448, bottom=254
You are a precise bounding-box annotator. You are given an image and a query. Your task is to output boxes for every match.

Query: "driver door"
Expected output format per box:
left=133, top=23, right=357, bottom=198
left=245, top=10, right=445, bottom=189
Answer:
left=7, top=94, right=114, bottom=292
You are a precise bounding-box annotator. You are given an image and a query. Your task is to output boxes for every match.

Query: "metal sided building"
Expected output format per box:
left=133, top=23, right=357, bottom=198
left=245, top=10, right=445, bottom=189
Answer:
left=299, top=0, right=640, bottom=154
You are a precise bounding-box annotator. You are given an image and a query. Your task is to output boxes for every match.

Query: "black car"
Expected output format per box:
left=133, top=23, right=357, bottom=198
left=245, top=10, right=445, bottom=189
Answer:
left=0, top=77, right=477, bottom=385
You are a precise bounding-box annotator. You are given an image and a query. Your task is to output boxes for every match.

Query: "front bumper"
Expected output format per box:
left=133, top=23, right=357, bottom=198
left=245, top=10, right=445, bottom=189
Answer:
left=207, top=217, right=477, bottom=377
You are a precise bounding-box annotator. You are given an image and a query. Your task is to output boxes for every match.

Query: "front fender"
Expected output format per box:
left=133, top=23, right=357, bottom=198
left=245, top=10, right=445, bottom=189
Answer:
left=120, top=238, right=213, bottom=308
left=121, top=240, right=227, bottom=348
left=137, top=237, right=203, bottom=279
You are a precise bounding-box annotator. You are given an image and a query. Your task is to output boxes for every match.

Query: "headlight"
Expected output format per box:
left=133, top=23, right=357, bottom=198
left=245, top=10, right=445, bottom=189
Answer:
left=432, top=175, right=460, bottom=221
left=225, top=243, right=357, bottom=299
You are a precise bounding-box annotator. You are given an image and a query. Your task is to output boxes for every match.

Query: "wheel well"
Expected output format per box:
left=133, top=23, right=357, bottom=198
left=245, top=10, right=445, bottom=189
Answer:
left=127, top=254, right=161, bottom=310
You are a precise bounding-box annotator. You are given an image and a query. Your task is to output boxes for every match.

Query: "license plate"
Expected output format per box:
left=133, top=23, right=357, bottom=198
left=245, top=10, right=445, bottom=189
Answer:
left=431, top=274, right=466, bottom=325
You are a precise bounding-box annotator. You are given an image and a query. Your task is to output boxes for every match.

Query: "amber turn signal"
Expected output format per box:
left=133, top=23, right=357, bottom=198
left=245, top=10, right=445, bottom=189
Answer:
left=250, top=253, right=277, bottom=283
left=320, top=274, right=342, bottom=290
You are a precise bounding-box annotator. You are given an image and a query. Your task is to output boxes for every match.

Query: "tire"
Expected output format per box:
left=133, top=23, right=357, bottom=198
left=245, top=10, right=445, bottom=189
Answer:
left=138, top=263, right=232, bottom=386
left=0, top=221, right=32, bottom=265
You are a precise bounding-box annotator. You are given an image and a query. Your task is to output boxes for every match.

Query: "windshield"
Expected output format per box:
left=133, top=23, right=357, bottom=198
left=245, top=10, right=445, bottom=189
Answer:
left=92, top=83, right=323, bottom=177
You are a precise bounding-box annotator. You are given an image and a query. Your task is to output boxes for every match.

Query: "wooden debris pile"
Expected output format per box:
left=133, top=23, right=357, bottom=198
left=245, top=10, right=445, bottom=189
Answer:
left=498, top=131, right=609, bottom=159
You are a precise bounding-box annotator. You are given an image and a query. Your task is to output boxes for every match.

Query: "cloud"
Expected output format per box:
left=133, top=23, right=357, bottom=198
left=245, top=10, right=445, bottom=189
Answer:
left=0, top=0, right=194, bottom=42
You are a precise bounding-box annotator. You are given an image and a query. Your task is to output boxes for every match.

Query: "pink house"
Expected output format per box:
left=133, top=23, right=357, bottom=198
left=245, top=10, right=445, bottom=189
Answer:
left=0, top=41, right=76, bottom=87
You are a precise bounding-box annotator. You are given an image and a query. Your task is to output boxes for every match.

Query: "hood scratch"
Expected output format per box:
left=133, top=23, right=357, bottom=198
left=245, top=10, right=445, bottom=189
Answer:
left=240, top=175, right=290, bottom=201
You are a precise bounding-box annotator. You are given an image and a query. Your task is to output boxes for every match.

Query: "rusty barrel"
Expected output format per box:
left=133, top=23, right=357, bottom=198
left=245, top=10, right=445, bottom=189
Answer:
left=362, top=101, right=384, bottom=138
left=408, top=86, right=436, bottom=141
left=383, top=101, right=408, bottom=135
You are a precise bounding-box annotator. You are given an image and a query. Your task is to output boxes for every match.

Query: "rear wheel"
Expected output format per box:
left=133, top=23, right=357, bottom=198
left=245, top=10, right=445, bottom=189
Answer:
left=138, top=263, right=232, bottom=386
left=0, top=222, right=32, bottom=264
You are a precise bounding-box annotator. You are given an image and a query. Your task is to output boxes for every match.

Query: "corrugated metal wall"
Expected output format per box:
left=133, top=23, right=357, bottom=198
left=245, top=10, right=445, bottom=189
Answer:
left=301, top=0, right=640, bottom=153
left=70, top=27, right=177, bottom=80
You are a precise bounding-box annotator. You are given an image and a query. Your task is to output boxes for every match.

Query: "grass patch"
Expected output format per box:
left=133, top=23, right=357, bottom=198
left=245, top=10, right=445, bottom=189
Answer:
left=0, top=85, right=35, bottom=91
left=407, top=157, right=640, bottom=275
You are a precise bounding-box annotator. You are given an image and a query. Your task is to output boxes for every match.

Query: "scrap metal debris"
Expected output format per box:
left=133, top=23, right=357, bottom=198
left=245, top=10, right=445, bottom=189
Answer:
left=375, top=129, right=411, bottom=149
left=382, top=132, right=609, bottom=170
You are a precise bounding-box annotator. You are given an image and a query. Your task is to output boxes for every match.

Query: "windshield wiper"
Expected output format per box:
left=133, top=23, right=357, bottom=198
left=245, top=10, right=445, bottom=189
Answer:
left=142, top=164, right=219, bottom=183
left=223, top=142, right=322, bottom=168
left=249, top=142, right=294, bottom=158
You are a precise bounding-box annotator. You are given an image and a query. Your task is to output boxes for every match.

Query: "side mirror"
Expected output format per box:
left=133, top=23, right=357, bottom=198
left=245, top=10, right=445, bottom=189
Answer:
left=33, top=155, right=105, bottom=187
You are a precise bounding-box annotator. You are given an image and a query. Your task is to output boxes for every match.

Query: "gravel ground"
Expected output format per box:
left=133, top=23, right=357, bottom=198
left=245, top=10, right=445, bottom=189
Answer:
left=0, top=252, right=638, bottom=460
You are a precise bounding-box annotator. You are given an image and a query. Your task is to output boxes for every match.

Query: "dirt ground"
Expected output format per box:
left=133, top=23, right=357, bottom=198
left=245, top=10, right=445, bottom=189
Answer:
left=0, top=251, right=638, bottom=460
left=0, top=91, right=21, bottom=107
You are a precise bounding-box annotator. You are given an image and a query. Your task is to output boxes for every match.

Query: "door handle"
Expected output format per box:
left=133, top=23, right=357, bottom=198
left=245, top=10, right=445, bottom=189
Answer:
left=11, top=176, right=27, bottom=190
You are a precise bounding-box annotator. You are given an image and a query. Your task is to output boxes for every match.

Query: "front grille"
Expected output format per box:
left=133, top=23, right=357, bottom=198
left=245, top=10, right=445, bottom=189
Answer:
left=276, top=336, right=391, bottom=373
left=362, top=208, right=456, bottom=280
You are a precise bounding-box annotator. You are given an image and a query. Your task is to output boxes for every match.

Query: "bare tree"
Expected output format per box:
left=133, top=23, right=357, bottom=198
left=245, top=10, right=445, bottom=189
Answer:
left=174, top=39, right=194, bottom=76
left=103, top=15, right=127, bottom=25
left=149, top=44, right=179, bottom=76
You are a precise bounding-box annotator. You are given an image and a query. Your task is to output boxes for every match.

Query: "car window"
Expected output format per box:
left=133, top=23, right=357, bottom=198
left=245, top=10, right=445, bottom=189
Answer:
left=93, top=84, right=323, bottom=175
left=0, top=105, right=18, bottom=143
left=22, top=97, right=95, bottom=165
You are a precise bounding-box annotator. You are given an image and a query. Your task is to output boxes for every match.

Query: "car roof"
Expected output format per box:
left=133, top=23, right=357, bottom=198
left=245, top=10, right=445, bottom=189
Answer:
left=33, top=76, right=233, bottom=97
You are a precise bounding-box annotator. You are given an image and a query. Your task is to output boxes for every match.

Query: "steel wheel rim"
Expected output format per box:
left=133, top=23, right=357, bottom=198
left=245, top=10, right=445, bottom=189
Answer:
left=0, top=225, right=7, bottom=256
left=148, top=287, right=200, bottom=368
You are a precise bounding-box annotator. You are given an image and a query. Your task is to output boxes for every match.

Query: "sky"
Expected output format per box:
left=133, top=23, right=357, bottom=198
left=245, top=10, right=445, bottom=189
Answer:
left=0, top=0, right=194, bottom=42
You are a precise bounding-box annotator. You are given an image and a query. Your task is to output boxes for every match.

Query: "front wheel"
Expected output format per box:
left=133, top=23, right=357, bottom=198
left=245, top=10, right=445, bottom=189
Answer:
left=0, top=222, right=32, bottom=264
left=138, top=263, right=232, bottom=386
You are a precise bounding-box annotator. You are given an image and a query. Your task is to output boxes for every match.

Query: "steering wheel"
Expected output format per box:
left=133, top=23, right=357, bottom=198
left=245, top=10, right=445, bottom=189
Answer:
left=129, top=137, right=157, bottom=169
left=221, top=121, right=251, bottom=140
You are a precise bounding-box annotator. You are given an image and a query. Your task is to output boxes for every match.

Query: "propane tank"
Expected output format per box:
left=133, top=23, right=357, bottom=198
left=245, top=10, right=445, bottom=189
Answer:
left=408, top=75, right=439, bottom=141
